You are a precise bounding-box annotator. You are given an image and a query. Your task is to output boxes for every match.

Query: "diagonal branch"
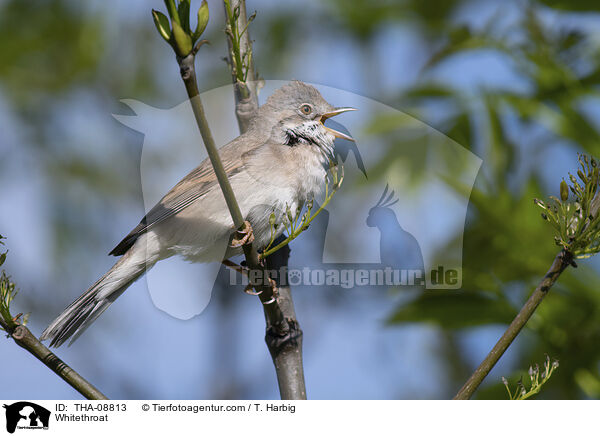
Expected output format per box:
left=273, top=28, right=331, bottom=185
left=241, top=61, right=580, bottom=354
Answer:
left=0, top=317, right=107, bottom=400
left=177, top=52, right=290, bottom=340
left=0, top=242, right=106, bottom=400
left=454, top=249, right=572, bottom=399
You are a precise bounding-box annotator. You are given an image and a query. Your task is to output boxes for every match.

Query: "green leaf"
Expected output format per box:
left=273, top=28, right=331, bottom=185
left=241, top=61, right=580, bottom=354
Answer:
left=538, top=0, right=600, bottom=11
left=164, top=0, right=180, bottom=24
left=484, top=94, right=515, bottom=185
left=444, top=111, right=472, bottom=150
left=423, top=28, right=506, bottom=71
left=0, top=252, right=5, bottom=267
left=171, top=20, right=192, bottom=57
left=388, top=291, right=516, bottom=329
left=177, top=0, right=191, bottom=32
left=560, top=180, right=569, bottom=201
left=152, top=9, right=172, bottom=43
left=402, top=83, right=456, bottom=100
left=194, top=0, right=209, bottom=42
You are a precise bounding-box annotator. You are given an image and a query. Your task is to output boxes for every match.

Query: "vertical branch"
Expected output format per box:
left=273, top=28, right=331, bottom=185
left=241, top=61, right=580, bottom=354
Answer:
left=223, top=0, right=307, bottom=399
left=223, top=0, right=259, bottom=133
left=264, top=240, right=307, bottom=399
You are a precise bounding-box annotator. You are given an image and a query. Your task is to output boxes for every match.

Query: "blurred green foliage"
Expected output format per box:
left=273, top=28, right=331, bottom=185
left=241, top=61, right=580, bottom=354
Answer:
left=252, top=0, right=600, bottom=399
left=0, top=0, right=163, bottom=292
left=378, top=1, right=600, bottom=398
left=0, top=0, right=103, bottom=106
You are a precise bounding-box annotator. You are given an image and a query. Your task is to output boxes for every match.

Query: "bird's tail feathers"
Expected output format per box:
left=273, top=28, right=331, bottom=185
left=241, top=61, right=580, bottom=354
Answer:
left=40, top=247, right=155, bottom=347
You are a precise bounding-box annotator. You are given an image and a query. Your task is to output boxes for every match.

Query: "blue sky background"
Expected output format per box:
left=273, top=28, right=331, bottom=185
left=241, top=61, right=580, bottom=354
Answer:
left=1, top=0, right=599, bottom=399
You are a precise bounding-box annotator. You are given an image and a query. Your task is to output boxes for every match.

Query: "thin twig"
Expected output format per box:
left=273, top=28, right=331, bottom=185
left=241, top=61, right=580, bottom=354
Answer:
left=454, top=249, right=572, bottom=399
left=0, top=318, right=107, bottom=400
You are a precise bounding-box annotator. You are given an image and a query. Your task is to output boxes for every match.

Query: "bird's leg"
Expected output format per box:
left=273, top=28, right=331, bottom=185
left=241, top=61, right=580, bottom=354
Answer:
left=221, top=258, right=266, bottom=296
left=221, top=259, right=248, bottom=276
left=221, top=258, right=278, bottom=300
left=243, top=283, right=262, bottom=296
left=245, top=275, right=278, bottom=300
left=230, top=220, right=255, bottom=248
left=265, top=276, right=279, bottom=301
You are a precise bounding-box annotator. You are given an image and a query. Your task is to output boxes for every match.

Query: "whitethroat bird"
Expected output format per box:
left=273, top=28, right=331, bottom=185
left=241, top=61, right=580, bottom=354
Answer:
left=41, top=80, right=355, bottom=347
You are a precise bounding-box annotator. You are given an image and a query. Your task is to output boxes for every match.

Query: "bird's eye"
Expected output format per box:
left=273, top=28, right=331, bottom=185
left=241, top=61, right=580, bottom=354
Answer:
left=300, top=104, right=313, bottom=115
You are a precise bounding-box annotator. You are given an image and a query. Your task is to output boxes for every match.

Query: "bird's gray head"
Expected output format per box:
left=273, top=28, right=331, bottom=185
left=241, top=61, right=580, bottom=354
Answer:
left=258, top=81, right=355, bottom=161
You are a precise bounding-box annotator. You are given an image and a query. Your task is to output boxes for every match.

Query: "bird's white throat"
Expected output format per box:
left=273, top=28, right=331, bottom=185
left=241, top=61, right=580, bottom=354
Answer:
left=284, top=121, right=335, bottom=163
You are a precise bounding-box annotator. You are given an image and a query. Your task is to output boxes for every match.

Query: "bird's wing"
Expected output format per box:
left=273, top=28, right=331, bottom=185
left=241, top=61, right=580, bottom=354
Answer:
left=109, top=146, right=244, bottom=256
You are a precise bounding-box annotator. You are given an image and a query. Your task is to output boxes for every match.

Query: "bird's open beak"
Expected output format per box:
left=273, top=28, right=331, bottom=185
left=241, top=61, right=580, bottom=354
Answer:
left=320, top=107, right=357, bottom=141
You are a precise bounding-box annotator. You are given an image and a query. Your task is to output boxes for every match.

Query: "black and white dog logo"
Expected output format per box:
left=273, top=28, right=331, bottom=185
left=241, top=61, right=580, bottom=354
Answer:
left=3, top=402, right=50, bottom=434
